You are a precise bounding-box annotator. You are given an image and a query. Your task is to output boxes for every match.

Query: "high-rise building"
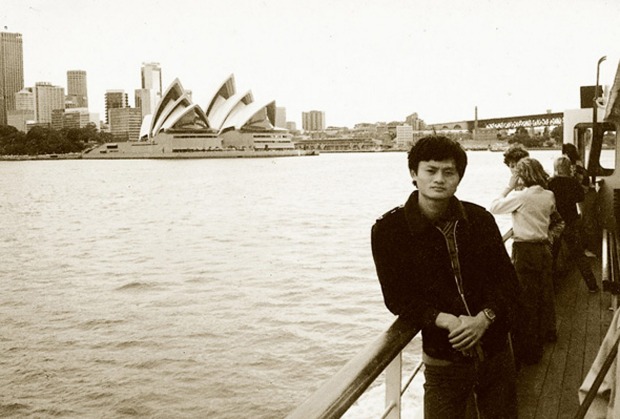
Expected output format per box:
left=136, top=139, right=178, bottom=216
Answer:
left=137, top=62, right=162, bottom=119
left=302, top=110, right=325, bottom=132
left=275, top=107, right=287, bottom=128
left=15, top=88, right=34, bottom=111
left=51, top=108, right=93, bottom=131
left=66, top=70, right=88, bottom=108
left=109, top=107, right=142, bottom=141
left=104, top=90, right=128, bottom=124
left=141, top=62, right=162, bottom=93
left=7, top=87, right=34, bottom=131
left=34, top=82, right=65, bottom=124
left=0, top=32, right=24, bottom=125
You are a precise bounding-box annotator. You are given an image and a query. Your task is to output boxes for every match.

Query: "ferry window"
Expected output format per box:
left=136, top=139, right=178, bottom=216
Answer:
left=578, top=123, right=616, bottom=175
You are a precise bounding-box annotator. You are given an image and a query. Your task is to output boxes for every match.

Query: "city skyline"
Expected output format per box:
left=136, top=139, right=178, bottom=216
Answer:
left=3, top=0, right=620, bottom=129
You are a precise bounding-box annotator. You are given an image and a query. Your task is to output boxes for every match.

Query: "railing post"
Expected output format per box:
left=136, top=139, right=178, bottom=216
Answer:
left=384, top=352, right=402, bottom=419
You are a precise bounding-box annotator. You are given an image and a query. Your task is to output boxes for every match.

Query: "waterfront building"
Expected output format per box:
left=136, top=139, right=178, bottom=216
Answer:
left=302, top=110, right=325, bottom=132
left=109, top=107, right=142, bottom=141
left=0, top=32, right=24, bottom=126
left=7, top=110, right=34, bottom=132
left=275, top=106, right=287, bottom=128
left=51, top=107, right=94, bottom=130
left=104, top=90, right=128, bottom=124
left=66, top=70, right=88, bottom=108
left=395, top=124, right=414, bottom=149
left=34, top=82, right=65, bottom=125
left=51, top=109, right=64, bottom=130
left=286, top=121, right=297, bottom=132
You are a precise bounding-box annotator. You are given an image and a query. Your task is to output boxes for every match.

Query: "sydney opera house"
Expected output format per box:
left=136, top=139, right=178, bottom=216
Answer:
left=84, top=75, right=313, bottom=159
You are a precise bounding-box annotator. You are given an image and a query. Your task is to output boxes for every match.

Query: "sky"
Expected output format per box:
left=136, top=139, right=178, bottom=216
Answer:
left=3, top=0, right=620, bottom=128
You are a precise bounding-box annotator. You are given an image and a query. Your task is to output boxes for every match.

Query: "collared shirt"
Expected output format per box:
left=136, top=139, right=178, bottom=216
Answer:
left=489, top=185, right=555, bottom=242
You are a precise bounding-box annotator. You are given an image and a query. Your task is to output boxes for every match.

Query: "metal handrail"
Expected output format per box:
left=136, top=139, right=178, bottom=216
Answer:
left=287, top=228, right=515, bottom=419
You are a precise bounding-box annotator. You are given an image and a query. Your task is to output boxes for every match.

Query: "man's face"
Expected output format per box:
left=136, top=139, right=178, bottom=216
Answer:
left=411, top=159, right=461, bottom=201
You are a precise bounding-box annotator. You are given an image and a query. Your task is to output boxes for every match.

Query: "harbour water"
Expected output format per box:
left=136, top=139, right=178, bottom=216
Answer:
left=0, top=150, right=596, bottom=418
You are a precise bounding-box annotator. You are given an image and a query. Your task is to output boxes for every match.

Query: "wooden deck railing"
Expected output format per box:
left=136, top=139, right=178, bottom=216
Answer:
left=287, top=229, right=515, bottom=419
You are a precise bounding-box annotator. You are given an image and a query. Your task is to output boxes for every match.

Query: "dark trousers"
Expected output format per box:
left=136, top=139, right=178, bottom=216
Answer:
left=552, top=219, right=598, bottom=290
left=423, top=345, right=517, bottom=419
left=511, top=241, right=555, bottom=364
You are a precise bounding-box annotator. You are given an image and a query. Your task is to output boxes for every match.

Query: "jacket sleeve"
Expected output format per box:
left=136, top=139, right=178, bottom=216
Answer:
left=371, top=223, right=439, bottom=330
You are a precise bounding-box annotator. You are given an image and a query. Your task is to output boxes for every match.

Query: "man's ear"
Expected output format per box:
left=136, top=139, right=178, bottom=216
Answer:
left=410, top=169, right=417, bottom=187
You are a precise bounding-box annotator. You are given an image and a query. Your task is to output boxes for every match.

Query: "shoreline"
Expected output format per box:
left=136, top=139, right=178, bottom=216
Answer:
left=0, top=145, right=577, bottom=161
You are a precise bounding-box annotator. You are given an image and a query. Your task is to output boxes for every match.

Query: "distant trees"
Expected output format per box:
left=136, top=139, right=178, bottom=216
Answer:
left=551, top=125, right=563, bottom=144
left=0, top=124, right=112, bottom=156
left=505, top=126, right=560, bottom=148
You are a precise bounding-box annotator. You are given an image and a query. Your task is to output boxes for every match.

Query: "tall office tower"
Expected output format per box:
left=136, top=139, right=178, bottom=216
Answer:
left=141, top=62, right=162, bottom=93
left=302, top=110, right=325, bottom=132
left=0, top=32, right=24, bottom=126
left=104, top=90, right=128, bottom=124
left=34, top=82, right=65, bottom=124
left=66, top=70, right=88, bottom=108
left=275, top=107, right=287, bottom=128
left=137, top=62, right=162, bottom=119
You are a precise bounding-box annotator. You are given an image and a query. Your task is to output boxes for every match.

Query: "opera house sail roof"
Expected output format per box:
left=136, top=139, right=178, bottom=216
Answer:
left=139, top=74, right=287, bottom=145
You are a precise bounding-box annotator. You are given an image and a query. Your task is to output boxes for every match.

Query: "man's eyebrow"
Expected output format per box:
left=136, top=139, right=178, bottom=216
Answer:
left=424, top=163, right=456, bottom=169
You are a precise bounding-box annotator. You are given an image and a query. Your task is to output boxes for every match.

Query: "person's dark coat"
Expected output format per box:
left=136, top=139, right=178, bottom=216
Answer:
left=371, top=191, right=520, bottom=362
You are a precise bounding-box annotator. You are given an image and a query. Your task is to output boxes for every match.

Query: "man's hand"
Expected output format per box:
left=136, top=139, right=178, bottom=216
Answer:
left=435, top=312, right=462, bottom=333
left=448, top=312, right=490, bottom=351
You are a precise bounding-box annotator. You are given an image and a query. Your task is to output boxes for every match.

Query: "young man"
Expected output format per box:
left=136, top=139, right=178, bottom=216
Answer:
left=371, top=136, right=520, bottom=418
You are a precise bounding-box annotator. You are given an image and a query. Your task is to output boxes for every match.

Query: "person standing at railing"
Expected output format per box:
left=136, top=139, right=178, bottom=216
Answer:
left=489, top=157, right=558, bottom=364
left=548, top=156, right=600, bottom=293
left=562, top=143, right=599, bottom=258
left=372, top=136, right=520, bottom=419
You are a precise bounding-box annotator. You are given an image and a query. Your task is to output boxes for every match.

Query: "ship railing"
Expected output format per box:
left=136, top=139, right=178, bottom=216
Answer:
left=287, top=228, right=514, bottom=419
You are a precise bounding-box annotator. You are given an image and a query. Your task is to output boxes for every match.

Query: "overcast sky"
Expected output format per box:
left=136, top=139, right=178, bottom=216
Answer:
left=3, top=0, right=620, bottom=128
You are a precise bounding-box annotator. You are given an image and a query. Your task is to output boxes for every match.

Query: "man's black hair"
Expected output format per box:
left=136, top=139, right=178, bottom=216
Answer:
left=407, top=136, right=467, bottom=180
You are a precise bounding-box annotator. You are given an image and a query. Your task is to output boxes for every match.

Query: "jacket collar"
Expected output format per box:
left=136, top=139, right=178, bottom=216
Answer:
left=403, top=191, right=468, bottom=236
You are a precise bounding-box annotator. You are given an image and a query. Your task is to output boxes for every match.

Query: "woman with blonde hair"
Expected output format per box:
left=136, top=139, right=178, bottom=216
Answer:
left=490, top=157, right=557, bottom=365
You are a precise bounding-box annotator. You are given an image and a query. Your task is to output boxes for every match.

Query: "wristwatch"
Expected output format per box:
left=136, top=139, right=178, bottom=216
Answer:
left=483, top=308, right=496, bottom=323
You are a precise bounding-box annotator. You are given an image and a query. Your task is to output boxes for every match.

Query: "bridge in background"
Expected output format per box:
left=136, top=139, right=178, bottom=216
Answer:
left=428, top=111, right=564, bottom=131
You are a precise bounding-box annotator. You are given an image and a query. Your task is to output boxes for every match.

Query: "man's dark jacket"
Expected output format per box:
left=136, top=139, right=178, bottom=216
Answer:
left=371, top=191, right=520, bottom=362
